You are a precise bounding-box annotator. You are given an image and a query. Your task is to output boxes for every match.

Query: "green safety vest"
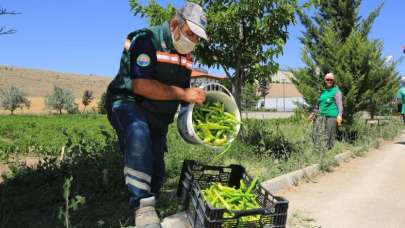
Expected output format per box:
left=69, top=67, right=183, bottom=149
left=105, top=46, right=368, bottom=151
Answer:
left=106, top=22, right=192, bottom=130
left=397, top=87, right=405, bottom=114
left=319, top=86, right=340, bottom=117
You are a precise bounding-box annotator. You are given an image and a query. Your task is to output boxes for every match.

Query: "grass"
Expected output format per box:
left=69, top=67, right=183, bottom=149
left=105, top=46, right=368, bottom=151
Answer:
left=0, top=113, right=403, bottom=227
left=0, top=115, right=114, bottom=160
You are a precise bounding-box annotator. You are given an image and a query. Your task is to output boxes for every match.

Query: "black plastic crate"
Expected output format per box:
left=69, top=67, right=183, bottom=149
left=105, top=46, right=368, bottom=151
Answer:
left=177, top=160, right=289, bottom=228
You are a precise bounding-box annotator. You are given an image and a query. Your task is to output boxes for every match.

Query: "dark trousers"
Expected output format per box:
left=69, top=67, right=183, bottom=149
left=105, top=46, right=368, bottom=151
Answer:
left=108, top=101, right=167, bottom=208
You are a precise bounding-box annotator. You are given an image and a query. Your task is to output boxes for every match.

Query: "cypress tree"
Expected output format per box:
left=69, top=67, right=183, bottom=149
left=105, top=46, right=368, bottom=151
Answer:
left=293, top=1, right=399, bottom=123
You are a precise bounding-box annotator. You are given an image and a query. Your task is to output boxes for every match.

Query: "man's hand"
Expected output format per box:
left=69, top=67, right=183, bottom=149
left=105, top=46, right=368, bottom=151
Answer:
left=337, top=116, right=343, bottom=126
left=181, top=88, right=206, bottom=105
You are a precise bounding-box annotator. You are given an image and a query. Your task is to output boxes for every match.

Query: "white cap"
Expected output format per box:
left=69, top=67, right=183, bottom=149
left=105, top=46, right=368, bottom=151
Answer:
left=178, top=2, right=208, bottom=40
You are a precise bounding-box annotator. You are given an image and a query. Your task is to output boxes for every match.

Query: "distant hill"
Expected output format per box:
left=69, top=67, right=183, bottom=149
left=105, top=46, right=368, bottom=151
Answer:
left=0, top=65, right=112, bottom=98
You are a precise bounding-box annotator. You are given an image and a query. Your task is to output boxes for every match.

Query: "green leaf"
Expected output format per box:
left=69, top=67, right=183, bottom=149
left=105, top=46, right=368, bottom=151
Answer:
left=128, top=0, right=300, bottom=108
left=292, top=0, right=399, bottom=123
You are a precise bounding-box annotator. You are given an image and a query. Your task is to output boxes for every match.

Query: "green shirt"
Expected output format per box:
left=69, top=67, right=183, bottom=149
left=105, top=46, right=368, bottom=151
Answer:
left=106, top=22, right=192, bottom=130
left=396, top=86, right=405, bottom=114
left=319, top=86, right=342, bottom=117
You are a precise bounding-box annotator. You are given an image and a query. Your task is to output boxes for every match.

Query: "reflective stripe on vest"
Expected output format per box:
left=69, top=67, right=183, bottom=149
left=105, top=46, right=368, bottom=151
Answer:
left=156, top=51, right=192, bottom=70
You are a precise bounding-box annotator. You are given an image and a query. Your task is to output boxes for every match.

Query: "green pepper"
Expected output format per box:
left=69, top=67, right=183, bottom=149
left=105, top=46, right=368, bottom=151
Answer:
left=202, top=181, right=261, bottom=221
left=246, top=177, right=258, bottom=194
left=213, top=137, right=227, bottom=146
left=192, top=101, right=238, bottom=146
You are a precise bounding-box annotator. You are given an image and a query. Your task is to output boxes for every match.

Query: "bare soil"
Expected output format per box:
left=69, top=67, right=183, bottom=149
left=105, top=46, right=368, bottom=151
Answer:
left=0, top=65, right=111, bottom=114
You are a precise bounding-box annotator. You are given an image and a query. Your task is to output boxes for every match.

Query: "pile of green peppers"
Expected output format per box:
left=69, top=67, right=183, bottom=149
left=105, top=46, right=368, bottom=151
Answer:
left=192, top=101, right=239, bottom=146
left=201, top=178, right=262, bottom=222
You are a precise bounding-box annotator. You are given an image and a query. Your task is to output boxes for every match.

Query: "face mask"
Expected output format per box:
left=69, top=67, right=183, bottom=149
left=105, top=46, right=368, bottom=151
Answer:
left=172, top=26, right=196, bottom=54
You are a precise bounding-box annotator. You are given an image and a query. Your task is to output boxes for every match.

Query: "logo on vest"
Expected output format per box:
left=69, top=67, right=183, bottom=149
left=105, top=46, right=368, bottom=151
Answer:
left=137, top=54, right=151, bottom=67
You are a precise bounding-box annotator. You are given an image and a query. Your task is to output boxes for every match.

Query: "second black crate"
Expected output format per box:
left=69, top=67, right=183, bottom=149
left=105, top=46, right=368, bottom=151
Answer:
left=176, top=160, right=289, bottom=228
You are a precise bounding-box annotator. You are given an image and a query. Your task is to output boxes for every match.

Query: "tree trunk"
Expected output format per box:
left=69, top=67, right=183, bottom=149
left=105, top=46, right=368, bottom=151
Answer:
left=59, top=109, right=62, bottom=115
left=232, top=76, right=242, bottom=110
left=370, top=105, right=375, bottom=120
left=263, top=96, right=266, bottom=109
left=10, top=110, right=14, bottom=115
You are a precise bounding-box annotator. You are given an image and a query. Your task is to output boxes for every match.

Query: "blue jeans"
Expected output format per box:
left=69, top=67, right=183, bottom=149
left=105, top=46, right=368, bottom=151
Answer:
left=108, top=101, right=167, bottom=208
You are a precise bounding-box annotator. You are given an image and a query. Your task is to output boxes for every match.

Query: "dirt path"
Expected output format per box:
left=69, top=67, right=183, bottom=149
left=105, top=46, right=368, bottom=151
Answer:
left=279, top=131, right=405, bottom=228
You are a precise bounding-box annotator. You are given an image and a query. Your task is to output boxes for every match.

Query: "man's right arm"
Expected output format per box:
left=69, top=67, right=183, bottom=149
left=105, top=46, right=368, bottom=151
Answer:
left=132, top=79, right=205, bottom=104
left=128, top=33, right=205, bottom=104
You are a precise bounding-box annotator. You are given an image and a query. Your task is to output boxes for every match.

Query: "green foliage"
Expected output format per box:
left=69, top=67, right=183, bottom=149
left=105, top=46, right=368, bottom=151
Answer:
left=58, top=177, right=86, bottom=228
left=129, top=0, right=176, bottom=26
left=0, top=115, right=114, bottom=160
left=240, top=119, right=305, bottom=160
left=0, top=114, right=402, bottom=227
left=67, top=103, right=80, bottom=115
left=0, top=137, right=128, bottom=227
left=98, top=92, right=107, bottom=114
left=0, top=86, right=31, bottom=115
left=292, top=1, right=400, bottom=123
left=128, top=0, right=300, bottom=108
left=375, top=102, right=398, bottom=116
left=45, top=86, right=75, bottom=114
left=241, top=83, right=260, bottom=111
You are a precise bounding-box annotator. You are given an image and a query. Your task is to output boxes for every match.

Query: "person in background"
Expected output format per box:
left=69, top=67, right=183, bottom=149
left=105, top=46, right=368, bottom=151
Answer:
left=105, top=2, right=208, bottom=227
left=396, top=77, right=405, bottom=125
left=309, top=72, right=344, bottom=149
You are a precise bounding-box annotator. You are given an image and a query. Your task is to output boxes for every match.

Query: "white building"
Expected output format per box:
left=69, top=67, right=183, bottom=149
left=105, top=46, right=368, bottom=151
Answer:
left=190, top=69, right=305, bottom=112
left=257, top=71, right=305, bottom=112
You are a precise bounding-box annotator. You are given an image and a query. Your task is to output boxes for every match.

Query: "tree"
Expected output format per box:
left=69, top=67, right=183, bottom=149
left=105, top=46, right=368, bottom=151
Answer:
left=129, top=0, right=301, bottom=108
left=241, top=82, right=260, bottom=111
left=98, top=92, right=107, bottom=114
left=0, top=8, right=18, bottom=35
left=292, top=1, right=399, bottom=123
left=82, top=90, right=94, bottom=113
left=45, top=86, right=75, bottom=114
left=67, top=103, right=80, bottom=114
left=0, top=86, right=30, bottom=115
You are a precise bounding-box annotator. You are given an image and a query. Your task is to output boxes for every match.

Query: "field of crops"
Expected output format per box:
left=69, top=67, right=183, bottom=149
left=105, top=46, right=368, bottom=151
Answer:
left=0, top=115, right=114, bottom=160
left=0, top=113, right=402, bottom=227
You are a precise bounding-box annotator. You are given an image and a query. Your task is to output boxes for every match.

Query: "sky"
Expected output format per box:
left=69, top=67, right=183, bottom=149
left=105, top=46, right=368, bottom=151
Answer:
left=0, top=0, right=404, bottom=78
